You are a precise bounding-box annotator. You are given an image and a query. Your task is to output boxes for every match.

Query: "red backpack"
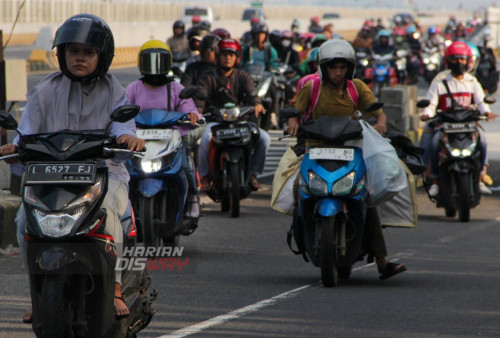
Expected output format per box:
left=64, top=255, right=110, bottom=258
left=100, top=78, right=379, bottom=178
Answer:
left=296, top=72, right=359, bottom=121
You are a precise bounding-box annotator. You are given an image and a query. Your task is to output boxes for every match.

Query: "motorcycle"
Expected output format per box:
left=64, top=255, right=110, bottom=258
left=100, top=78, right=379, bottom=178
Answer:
left=0, top=107, right=156, bottom=338
left=243, top=63, right=275, bottom=130
left=273, top=62, right=298, bottom=128
left=354, top=48, right=371, bottom=81
left=476, top=47, right=499, bottom=94
left=364, top=53, right=397, bottom=98
left=126, top=87, right=200, bottom=247
left=417, top=98, right=494, bottom=222
left=422, top=46, right=442, bottom=83
left=394, top=48, right=408, bottom=84
left=282, top=105, right=382, bottom=286
left=203, top=104, right=260, bottom=218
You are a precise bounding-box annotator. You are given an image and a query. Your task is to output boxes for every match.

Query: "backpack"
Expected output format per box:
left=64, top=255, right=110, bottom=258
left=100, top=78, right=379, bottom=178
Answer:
left=296, top=72, right=359, bottom=121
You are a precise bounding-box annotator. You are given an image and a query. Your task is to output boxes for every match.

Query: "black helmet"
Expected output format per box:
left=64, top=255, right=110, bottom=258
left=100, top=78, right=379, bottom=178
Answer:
left=200, top=34, right=221, bottom=53
left=53, top=14, right=114, bottom=82
left=251, top=22, right=269, bottom=35
left=173, top=20, right=185, bottom=30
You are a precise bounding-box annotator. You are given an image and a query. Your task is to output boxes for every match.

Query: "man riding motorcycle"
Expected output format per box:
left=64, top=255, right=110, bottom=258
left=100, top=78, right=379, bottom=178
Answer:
left=195, top=38, right=271, bottom=191
left=167, top=20, right=190, bottom=54
left=419, top=41, right=497, bottom=196
left=181, top=34, right=219, bottom=87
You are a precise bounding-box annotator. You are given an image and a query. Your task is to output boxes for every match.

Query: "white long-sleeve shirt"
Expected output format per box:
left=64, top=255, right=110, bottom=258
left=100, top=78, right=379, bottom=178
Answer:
left=422, top=70, right=490, bottom=118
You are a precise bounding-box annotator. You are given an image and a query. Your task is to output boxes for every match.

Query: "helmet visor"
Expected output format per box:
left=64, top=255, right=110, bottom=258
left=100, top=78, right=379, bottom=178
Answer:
left=140, top=49, right=171, bottom=75
left=53, top=20, right=110, bottom=51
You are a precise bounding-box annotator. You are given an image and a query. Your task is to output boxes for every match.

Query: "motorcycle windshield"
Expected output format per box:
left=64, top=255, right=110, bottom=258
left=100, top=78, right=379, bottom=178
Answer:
left=243, top=63, right=265, bottom=76
left=135, top=109, right=185, bottom=128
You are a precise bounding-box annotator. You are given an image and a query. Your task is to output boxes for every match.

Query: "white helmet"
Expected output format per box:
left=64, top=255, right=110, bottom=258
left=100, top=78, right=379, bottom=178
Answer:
left=318, top=39, right=356, bottom=80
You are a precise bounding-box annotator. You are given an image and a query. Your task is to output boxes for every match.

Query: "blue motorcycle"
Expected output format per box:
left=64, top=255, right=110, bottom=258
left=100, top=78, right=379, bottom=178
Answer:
left=127, top=108, right=199, bottom=247
left=283, top=106, right=381, bottom=287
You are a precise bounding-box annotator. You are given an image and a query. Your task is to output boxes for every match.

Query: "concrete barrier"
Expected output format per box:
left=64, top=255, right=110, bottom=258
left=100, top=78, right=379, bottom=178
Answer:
left=380, top=85, right=419, bottom=143
left=0, top=191, right=21, bottom=249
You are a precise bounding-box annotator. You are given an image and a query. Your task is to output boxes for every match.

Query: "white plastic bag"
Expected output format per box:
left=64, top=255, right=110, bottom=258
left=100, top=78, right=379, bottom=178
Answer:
left=360, top=120, right=407, bottom=206
left=271, top=147, right=303, bottom=215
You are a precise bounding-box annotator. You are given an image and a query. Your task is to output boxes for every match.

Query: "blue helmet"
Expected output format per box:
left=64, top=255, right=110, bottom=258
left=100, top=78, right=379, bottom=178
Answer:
left=377, top=29, right=391, bottom=39
left=428, top=25, right=437, bottom=35
left=406, top=25, right=417, bottom=35
left=465, top=41, right=480, bottom=74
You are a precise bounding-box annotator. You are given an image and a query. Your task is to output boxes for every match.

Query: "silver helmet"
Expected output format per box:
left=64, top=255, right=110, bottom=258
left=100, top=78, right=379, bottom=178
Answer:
left=318, top=39, right=356, bottom=80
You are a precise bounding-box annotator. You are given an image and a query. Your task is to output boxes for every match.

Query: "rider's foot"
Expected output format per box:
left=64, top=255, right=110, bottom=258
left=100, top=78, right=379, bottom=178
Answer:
left=185, top=194, right=200, bottom=218
left=250, top=175, right=262, bottom=191
left=114, top=283, right=129, bottom=319
left=479, top=182, right=492, bottom=195
left=200, top=176, right=210, bottom=192
left=429, top=184, right=439, bottom=197
left=22, top=308, right=33, bottom=323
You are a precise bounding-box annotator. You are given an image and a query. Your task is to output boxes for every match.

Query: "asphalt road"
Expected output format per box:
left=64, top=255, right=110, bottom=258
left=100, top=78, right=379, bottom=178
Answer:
left=2, top=68, right=500, bottom=337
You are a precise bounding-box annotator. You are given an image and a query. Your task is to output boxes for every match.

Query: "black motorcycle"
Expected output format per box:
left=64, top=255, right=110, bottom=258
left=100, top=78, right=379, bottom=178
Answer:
left=204, top=104, right=260, bottom=218
left=0, top=107, right=156, bottom=338
left=417, top=98, right=493, bottom=222
left=243, top=63, right=276, bottom=130
left=477, top=47, right=499, bottom=94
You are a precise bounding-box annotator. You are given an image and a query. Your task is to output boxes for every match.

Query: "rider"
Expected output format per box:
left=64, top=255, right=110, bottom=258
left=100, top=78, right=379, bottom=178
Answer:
left=277, top=30, right=301, bottom=73
left=419, top=41, right=497, bottom=196
left=424, top=25, right=445, bottom=55
left=308, top=16, right=323, bottom=33
left=286, top=39, right=406, bottom=280
left=126, top=40, right=202, bottom=220
left=167, top=20, right=190, bottom=54
left=195, top=38, right=270, bottom=191
left=181, top=34, right=219, bottom=87
left=352, top=24, right=374, bottom=50
left=372, top=29, right=395, bottom=56
left=0, top=13, right=145, bottom=322
left=300, top=47, right=319, bottom=76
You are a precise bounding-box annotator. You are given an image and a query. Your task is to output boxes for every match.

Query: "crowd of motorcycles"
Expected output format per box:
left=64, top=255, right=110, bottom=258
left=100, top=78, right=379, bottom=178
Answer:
left=1, top=15, right=499, bottom=338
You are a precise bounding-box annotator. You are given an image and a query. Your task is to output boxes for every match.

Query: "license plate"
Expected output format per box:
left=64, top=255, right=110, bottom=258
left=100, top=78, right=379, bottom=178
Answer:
left=216, top=127, right=248, bottom=140
left=443, top=122, right=476, bottom=133
left=309, top=148, right=354, bottom=161
left=136, top=129, right=172, bottom=140
left=25, top=162, right=97, bottom=185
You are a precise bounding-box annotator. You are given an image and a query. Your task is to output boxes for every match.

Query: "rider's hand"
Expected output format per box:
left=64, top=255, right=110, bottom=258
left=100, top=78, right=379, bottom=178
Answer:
left=287, top=117, right=300, bottom=137
left=254, top=104, right=266, bottom=118
left=187, top=113, right=200, bottom=124
left=0, top=144, right=19, bottom=163
left=118, top=134, right=146, bottom=152
left=420, top=114, right=431, bottom=121
left=485, top=112, right=498, bottom=121
left=373, top=123, right=387, bottom=135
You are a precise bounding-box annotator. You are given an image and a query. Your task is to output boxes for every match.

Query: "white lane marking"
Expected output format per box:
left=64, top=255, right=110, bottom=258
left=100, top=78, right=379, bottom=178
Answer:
left=158, top=256, right=408, bottom=338
left=158, top=284, right=311, bottom=338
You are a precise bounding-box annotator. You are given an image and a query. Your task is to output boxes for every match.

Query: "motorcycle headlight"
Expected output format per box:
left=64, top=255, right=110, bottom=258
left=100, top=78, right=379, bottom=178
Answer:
left=257, top=77, right=272, bottom=98
left=33, top=206, right=86, bottom=238
left=221, top=108, right=240, bottom=122
left=65, top=181, right=102, bottom=208
left=24, top=186, right=48, bottom=210
left=423, top=57, right=430, bottom=64
left=361, top=59, right=369, bottom=66
left=353, top=175, right=366, bottom=195
left=332, top=171, right=355, bottom=196
left=298, top=173, right=310, bottom=194
left=308, top=171, right=328, bottom=196
left=141, top=158, right=163, bottom=173
left=461, top=149, right=472, bottom=157
left=430, top=56, right=440, bottom=64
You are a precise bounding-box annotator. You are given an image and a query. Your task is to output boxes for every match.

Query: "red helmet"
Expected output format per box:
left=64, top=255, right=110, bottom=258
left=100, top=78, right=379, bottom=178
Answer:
left=280, top=30, right=294, bottom=40
left=250, top=17, right=260, bottom=24
left=212, top=28, right=231, bottom=39
left=192, top=15, right=201, bottom=24
left=445, top=41, right=472, bottom=67
left=311, top=16, right=320, bottom=24
left=216, top=38, right=242, bottom=66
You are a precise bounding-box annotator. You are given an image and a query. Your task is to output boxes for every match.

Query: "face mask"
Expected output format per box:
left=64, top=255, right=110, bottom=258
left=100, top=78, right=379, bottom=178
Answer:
left=282, top=40, right=291, bottom=48
left=449, top=61, right=467, bottom=76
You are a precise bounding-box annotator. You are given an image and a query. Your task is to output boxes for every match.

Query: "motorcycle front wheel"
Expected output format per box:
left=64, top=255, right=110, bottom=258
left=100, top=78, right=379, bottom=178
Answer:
left=40, top=274, right=74, bottom=338
left=320, top=216, right=338, bottom=287
left=140, top=196, right=161, bottom=247
left=229, top=162, right=241, bottom=218
left=458, top=173, right=472, bottom=222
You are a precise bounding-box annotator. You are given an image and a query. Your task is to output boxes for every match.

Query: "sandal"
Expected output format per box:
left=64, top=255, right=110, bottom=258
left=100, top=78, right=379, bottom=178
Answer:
left=22, top=308, right=33, bottom=323
left=114, top=296, right=130, bottom=320
left=379, top=262, right=407, bottom=280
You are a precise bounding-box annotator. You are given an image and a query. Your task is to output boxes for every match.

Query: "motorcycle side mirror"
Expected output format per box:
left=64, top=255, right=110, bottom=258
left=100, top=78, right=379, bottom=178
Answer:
left=365, top=102, right=384, bottom=112
left=280, top=107, right=302, bottom=119
left=110, top=105, right=140, bottom=123
left=0, top=111, right=19, bottom=131
left=484, top=95, right=496, bottom=105
left=416, top=99, right=430, bottom=108
left=179, top=86, right=198, bottom=100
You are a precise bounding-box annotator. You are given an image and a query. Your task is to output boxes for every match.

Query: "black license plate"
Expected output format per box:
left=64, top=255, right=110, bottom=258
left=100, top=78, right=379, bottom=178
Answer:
left=216, top=127, right=248, bottom=140
left=25, top=162, right=97, bottom=185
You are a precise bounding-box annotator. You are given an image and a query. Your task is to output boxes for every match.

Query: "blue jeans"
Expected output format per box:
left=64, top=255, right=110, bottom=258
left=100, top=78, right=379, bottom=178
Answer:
left=198, top=122, right=271, bottom=177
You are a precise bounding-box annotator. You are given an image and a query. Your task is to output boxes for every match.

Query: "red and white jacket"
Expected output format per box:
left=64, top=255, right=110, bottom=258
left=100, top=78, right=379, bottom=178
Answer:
left=422, top=70, right=490, bottom=118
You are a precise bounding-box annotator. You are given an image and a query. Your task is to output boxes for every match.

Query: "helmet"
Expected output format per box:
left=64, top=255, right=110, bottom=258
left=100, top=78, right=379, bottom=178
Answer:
left=200, top=34, right=220, bottom=53
left=53, top=14, right=114, bottom=82
left=216, top=38, right=242, bottom=57
left=173, top=20, right=185, bottom=30
left=406, top=25, right=417, bottom=35
left=465, top=41, right=480, bottom=73
left=305, top=47, right=320, bottom=64
left=138, top=40, right=172, bottom=75
left=311, top=34, right=328, bottom=48
left=361, top=24, right=371, bottom=32
left=192, top=15, right=201, bottom=24
left=212, top=28, right=231, bottom=39
left=445, top=41, right=472, bottom=67
left=428, top=25, right=437, bottom=35
left=377, top=29, right=391, bottom=39
left=318, top=39, right=356, bottom=80
left=251, top=22, right=269, bottom=35
left=292, top=18, right=301, bottom=28
left=311, top=16, right=320, bottom=24
left=250, top=17, right=260, bottom=24
left=200, top=20, right=211, bottom=30
left=280, top=30, right=294, bottom=40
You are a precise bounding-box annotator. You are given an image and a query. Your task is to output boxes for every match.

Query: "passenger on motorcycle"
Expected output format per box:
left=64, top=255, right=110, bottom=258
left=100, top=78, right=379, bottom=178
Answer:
left=195, top=38, right=270, bottom=191
left=167, top=20, right=190, bottom=54
left=182, top=34, right=219, bottom=87
left=126, top=40, right=202, bottom=219
left=286, top=39, right=406, bottom=280
left=419, top=41, right=497, bottom=196
left=352, top=24, right=374, bottom=50
left=0, top=14, right=145, bottom=322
